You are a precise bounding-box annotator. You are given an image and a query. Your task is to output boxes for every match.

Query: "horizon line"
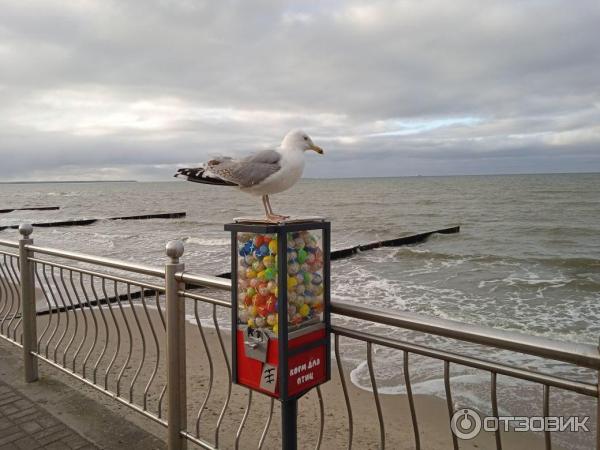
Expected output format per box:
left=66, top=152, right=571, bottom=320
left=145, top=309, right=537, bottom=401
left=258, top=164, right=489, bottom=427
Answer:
left=1, top=170, right=599, bottom=184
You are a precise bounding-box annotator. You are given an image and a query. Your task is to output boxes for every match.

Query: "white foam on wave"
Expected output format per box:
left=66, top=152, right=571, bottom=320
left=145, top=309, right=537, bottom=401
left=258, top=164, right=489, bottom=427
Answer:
left=183, top=237, right=229, bottom=246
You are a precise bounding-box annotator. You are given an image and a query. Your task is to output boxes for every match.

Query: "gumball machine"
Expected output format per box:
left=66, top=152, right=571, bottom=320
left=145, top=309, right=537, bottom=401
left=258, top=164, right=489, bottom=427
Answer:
left=225, top=219, right=331, bottom=449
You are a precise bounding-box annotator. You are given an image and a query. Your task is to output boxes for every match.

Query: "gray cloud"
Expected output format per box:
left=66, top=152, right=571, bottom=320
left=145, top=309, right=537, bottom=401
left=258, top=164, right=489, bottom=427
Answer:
left=0, top=0, right=599, bottom=181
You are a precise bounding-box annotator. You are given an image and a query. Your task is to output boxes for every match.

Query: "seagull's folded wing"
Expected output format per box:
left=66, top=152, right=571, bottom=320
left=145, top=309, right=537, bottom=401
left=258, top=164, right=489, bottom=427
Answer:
left=209, top=150, right=281, bottom=187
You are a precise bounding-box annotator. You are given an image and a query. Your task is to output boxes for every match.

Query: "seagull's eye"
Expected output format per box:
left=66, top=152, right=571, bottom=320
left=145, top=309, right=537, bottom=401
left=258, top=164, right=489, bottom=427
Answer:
left=303, top=136, right=308, bottom=141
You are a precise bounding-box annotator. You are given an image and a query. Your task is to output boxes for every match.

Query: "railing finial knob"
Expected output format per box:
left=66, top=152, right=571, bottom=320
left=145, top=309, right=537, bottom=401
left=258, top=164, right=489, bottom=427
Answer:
left=19, top=223, right=33, bottom=237
left=166, top=240, right=184, bottom=262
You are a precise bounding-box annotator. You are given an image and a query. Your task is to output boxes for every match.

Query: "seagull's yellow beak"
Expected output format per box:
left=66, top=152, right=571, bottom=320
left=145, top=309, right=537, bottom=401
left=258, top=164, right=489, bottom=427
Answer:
left=309, top=143, right=324, bottom=155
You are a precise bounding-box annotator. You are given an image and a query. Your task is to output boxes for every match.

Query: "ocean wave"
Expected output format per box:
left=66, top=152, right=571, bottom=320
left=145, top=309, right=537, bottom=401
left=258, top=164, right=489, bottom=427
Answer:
left=388, top=247, right=600, bottom=271
left=183, top=236, right=229, bottom=246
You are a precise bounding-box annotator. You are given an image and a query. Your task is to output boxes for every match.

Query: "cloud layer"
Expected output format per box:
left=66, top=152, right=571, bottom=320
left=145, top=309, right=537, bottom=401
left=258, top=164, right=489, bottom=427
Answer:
left=1, top=0, right=599, bottom=180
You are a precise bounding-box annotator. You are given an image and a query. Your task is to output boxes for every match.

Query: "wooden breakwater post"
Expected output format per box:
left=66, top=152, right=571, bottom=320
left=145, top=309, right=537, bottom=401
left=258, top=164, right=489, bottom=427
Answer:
left=0, top=206, right=60, bottom=214
left=330, top=225, right=460, bottom=260
left=0, top=212, right=186, bottom=231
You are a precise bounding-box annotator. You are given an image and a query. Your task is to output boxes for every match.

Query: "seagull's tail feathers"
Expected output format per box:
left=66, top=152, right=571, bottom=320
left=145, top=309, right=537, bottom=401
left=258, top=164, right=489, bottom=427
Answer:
left=174, top=166, right=238, bottom=186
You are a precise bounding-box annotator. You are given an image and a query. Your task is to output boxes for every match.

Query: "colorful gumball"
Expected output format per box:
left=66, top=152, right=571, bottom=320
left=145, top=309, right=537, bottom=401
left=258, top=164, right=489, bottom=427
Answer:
left=291, top=313, right=303, bottom=325
left=288, top=304, right=297, bottom=317
left=288, top=262, right=300, bottom=275
left=297, top=249, right=308, bottom=264
left=253, top=235, right=264, bottom=248
left=265, top=297, right=276, bottom=314
left=264, top=267, right=276, bottom=280
left=287, top=276, right=298, bottom=289
left=303, top=272, right=312, bottom=284
left=266, top=314, right=276, bottom=327
left=299, top=304, right=310, bottom=317
left=258, top=283, right=270, bottom=296
left=257, top=304, right=268, bottom=317
left=246, top=268, right=257, bottom=279
left=252, top=261, right=265, bottom=272
left=263, top=255, right=274, bottom=268
left=256, top=244, right=269, bottom=257
left=268, top=240, right=278, bottom=255
left=253, top=294, right=267, bottom=307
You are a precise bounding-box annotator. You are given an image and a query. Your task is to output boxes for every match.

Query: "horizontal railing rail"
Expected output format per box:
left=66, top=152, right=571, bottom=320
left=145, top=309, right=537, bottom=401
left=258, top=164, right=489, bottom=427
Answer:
left=26, top=244, right=165, bottom=278
left=331, top=302, right=600, bottom=369
left=0, top=239, right=18, bottom=249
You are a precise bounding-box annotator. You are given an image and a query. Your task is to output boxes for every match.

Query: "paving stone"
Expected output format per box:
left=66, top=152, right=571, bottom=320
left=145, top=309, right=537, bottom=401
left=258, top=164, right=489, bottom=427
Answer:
left=11, top=405, right=38, bottom=419
left=0, top=429, right=26, bottom=446
left=0, top=379, right=98, bottom=450
left=21, top=419, right=43, bottom=433
left=15, top=436, right=41, bottom=450
left=0, top=394, right=20, bottom=406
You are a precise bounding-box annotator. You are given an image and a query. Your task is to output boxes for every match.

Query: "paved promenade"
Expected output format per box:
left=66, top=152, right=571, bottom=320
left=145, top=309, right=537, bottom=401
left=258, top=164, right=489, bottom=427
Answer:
left=0, top=380, right=98, bottom=450
left=0, top=340, right=165, bottom=450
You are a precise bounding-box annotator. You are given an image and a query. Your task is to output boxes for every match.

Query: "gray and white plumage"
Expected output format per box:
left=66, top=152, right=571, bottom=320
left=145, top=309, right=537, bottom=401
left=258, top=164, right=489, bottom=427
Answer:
left=174, top=130, right=324, bottom=198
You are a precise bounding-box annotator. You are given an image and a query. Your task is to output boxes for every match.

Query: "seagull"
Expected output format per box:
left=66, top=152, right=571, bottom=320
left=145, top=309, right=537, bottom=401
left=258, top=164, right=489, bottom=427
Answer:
left=174, top=130, right=324, bottom=222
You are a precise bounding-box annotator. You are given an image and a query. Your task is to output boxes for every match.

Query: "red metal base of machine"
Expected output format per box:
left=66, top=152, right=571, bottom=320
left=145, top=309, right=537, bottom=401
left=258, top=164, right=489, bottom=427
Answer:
left=236, top=327, right=327, bottom=399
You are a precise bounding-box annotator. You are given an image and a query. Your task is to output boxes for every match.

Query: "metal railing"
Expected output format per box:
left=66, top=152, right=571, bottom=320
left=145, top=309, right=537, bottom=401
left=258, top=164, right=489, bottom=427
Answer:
left=1, top=225, right=599, bottom=450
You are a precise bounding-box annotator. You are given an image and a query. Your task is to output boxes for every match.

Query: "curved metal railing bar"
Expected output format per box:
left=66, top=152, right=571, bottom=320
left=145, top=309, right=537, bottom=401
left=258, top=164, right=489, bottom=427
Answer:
left=192, top=299, right=215, bottom=438
left=403, top=350, right=420, bottom=450
left=212, top=303, right=233, bottom=447
left=7, top=256, right=22, bottom=343
left=258, top=398, right=275, bottom=450
left=367, top=342, right=386, bottom=450
left=71, top=271, right=89, bottom=372
left=235, top=390, right=253, bottom=450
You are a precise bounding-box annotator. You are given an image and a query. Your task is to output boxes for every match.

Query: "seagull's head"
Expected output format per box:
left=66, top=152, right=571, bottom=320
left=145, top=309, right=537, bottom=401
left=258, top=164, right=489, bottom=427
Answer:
left=281, top=130, right=324, bottom=155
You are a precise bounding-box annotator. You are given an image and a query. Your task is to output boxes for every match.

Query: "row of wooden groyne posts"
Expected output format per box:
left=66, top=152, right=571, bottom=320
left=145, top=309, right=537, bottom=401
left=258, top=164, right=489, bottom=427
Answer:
left=0, top=217, right=599, bottom=449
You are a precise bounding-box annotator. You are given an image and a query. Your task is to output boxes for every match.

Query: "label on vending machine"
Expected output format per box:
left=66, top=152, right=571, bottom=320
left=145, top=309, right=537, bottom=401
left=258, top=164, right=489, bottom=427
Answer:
left=259, top=363, right=278, bottom=393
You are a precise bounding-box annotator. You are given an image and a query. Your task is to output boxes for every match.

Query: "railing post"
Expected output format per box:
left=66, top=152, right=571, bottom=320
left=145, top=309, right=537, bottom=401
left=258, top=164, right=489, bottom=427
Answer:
left=165, top=240, right=187, bottom=450
left=18, top=223, right=38, bottom=382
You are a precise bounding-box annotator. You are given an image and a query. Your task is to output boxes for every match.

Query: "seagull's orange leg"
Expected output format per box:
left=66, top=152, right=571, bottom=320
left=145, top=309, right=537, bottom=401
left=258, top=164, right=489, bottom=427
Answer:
left=265, top=195, right=289, bottom=222
left=261, top=195, right=271, bottom=216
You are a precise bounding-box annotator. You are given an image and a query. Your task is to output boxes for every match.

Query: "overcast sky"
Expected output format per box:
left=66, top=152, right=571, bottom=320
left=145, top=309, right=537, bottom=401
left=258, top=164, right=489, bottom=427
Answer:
left=1, top=0, right=599, bottom=181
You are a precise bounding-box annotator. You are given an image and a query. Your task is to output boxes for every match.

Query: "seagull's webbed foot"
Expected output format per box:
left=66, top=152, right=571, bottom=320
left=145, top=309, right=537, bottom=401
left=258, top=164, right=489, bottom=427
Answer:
left=265, top=213, right=289, bottom=223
